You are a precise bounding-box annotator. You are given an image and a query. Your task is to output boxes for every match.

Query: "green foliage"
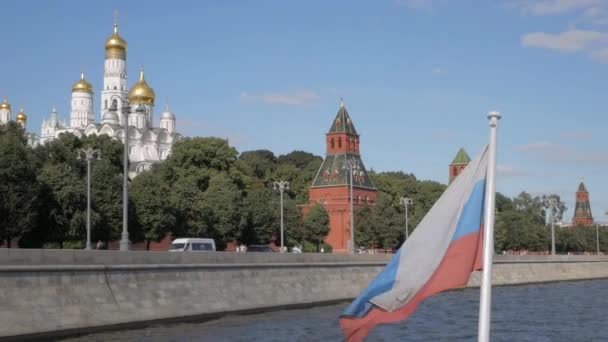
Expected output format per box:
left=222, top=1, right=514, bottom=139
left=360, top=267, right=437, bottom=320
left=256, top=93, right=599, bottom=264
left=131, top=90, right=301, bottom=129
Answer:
left=302, top=204, right=330, bottom=251
left=131, top=166, right=176, bottom=249
left=0, top=122, right=39, bottom=247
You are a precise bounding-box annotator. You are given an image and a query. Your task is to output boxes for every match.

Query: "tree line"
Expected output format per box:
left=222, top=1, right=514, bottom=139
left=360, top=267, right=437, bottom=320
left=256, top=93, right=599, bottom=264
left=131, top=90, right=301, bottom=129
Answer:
left=1, top=121, right=605, bottom=253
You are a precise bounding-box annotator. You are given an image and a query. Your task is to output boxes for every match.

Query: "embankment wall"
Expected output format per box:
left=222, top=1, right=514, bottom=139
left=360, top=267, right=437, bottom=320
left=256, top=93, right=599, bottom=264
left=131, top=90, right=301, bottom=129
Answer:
left=1, top=250, right=607, bottom=339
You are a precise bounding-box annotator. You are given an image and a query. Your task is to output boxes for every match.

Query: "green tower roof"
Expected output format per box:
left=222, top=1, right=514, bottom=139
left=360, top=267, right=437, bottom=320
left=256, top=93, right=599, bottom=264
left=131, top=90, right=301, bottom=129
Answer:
left=450, top=148, right=471, bottom=165
left=578, top=182, right=588, bottom=192
left=328, top=101, right=358, bottom=135
left=310, top=154, right=375, bottom=189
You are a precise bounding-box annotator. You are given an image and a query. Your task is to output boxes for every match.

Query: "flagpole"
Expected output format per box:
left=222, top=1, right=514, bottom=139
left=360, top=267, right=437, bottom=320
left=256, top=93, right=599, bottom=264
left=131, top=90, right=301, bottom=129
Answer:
left=478, top=110, right=501, bottom=342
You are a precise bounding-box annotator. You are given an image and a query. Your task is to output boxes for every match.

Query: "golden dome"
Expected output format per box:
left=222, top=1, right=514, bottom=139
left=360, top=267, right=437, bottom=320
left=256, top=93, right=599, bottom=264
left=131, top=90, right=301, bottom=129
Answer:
left=16, top=108, right=27, bottom=124
left=72, top=72, right=94, bottom=94
left=0, top=97, right=10, bottom=111
left=128, top=69, right=155, bottom=105
left=105, top=22, right=127, bottom=59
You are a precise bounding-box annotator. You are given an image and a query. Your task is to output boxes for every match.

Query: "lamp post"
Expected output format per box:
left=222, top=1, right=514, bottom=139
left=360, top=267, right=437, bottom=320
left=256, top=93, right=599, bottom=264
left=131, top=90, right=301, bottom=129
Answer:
left=343, top=158, right=360, bottom=254
left=77, top=147, right=101, bottom=250
left=547, top=197, right=557, bottom=256
left=109, top=97, right=140, bottom=251
left=273, top=180, right=290, bottom=252
left=400, top=196, right=413, bottom=240
left=596, top=223, right=600, bottom=255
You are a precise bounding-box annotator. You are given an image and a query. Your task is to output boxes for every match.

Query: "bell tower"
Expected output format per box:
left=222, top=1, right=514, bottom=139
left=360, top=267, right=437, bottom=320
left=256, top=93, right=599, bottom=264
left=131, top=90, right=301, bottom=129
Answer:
left=305, top=100, right=377, bottom=253
left=449, top=148, right=471, bottom=184
left=572, top=181, right=593, bottom=226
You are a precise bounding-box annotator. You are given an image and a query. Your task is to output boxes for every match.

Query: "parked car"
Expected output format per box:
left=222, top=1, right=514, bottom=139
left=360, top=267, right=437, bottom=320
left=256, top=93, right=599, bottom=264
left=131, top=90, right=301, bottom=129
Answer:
left=170, top=238, right=216, bottom=252
left=246, top=245, right=273, bottom=252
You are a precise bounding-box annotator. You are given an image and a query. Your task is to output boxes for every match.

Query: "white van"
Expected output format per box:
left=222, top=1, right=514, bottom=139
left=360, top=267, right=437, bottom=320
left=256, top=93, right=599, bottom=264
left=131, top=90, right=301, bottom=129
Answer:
left=169, top=238, right=216, bottom=252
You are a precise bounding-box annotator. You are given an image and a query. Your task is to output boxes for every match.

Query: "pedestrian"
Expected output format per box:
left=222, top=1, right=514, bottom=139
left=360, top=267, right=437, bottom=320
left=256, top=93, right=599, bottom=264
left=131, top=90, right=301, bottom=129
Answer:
left=320, top=247, right=325, bottom=253
left=96, top=240, right=103, bottom=250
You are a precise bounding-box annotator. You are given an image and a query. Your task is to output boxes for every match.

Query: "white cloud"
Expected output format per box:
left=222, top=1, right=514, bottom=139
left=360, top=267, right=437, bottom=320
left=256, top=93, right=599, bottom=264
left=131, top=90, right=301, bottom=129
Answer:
left=395, top=0, right=432, bottom=9
left=240, top=90, right=320, bottom=106
left=513, top=141, right=556, bottom=152
left=559, top=130, right=593, bottom=140
left=590, top=47, right=608, bottom=62
left=521, top=29, right=607, bottom=52
left=432, top=67, right=445, bottom=75
left=512, top=0, right=603, bottom=16
left=497, top=164, right=529, bottom=178
left=514, top=141, right=608, bottom=165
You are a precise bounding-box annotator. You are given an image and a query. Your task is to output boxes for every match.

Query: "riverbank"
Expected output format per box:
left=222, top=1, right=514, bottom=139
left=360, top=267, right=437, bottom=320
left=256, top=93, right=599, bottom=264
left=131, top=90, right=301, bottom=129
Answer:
left=1, top=250, right=607, bottom=339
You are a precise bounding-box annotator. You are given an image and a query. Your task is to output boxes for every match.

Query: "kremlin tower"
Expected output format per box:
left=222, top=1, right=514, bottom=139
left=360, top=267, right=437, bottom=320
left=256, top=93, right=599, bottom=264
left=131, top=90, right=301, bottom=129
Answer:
left=305, top=100, right=377, bottom=253
left=572, top=181, right=593, bottom=226
left=449, top=148, right=470, bottom=184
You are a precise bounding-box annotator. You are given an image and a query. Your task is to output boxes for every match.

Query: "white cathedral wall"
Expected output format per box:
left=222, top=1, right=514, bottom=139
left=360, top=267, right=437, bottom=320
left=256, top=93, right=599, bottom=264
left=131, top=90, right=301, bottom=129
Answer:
left=102, top=58, right=128, bottom=125
left=70, top=91, right=94, bottom=128
left=0, top=109, right=10, bottom=124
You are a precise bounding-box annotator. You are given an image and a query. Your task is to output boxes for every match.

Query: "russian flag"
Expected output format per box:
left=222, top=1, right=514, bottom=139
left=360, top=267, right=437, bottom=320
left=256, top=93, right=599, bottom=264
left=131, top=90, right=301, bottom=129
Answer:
left=340, top=146, right=489, bottom=342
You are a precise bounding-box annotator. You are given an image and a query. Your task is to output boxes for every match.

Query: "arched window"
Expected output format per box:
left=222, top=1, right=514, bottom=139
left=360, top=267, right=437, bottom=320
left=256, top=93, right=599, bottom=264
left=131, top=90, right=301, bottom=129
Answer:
left=452, top=167, right=457, bottom=176
left=331, top=138, right=335, bottom=148
left=338, top=137, right=342, bottom=148
left=112, top=99, right=118, bottom=109
left=114, top=86, right=117, bottom=90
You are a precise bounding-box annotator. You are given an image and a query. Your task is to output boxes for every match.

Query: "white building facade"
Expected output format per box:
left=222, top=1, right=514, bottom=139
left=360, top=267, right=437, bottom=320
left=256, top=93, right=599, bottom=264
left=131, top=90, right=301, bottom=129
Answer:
left=38, top=18, right=180, bottom=177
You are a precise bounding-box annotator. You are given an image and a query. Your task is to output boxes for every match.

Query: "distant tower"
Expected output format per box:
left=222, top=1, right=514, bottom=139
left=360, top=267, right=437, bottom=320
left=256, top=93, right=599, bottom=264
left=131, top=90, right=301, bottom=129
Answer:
left=128, top=69, right=155, bottom=129
left=449, top=147, right=471, bottom=184
left=41, top=105, right=60, bottom=141
left=160, top=104, right=176, bottom=133
left=101, top=13, right=128, bottom=124
left=306, top=100, right=378, bottom=253
left=572, top=181, right=593, bottom=226
left=15, top=108, right=27, bottom=128
left=0, top=97, right=12, bottom=124
left=70, top=72, right=94, bottom=128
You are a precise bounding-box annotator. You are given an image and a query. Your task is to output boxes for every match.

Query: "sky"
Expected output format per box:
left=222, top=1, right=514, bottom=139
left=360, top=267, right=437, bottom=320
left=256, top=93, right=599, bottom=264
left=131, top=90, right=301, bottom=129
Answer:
left=2, top=0, right=608, bottom=223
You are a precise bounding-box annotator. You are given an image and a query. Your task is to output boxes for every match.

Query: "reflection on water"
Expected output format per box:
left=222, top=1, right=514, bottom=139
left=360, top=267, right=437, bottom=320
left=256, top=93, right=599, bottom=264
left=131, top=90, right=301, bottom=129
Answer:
left=63, top=280, right=608, bottom=341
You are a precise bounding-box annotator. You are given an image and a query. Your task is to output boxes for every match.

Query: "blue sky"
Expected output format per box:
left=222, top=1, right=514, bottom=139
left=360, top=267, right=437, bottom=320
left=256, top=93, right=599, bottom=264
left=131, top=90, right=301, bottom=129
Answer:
left=2, top=0, right=608, bottom=222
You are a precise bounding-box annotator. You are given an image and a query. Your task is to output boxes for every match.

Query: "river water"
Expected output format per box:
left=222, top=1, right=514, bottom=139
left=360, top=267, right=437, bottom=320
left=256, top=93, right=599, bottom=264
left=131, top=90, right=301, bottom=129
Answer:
left=63, top=280, right=608, bottom=341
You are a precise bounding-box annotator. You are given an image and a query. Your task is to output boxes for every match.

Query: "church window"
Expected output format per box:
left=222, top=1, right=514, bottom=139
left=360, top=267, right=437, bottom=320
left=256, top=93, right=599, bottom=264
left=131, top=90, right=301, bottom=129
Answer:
left=338, top=137, right=342, bottom=148
left=114, top=86, right=117, bottom=90
left=452, top=167, right=457, bottom=176
left=112, top=99, right=117, bottom=109
left=331, top=138, right=335, bottom=149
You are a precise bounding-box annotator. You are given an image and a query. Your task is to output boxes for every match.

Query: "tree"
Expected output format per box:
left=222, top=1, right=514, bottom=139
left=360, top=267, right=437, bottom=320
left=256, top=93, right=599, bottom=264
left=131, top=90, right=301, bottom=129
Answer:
left=240, top=185, right=279, bottom=245
left=0, top=122, right=39, bottom=247
left=131, top=166, right=176, bottom=250
left=238, top=150, right=277, bottom=179
left=302, top=204, right=330, bottom=251
left=541, top=194, right=567, bottom=223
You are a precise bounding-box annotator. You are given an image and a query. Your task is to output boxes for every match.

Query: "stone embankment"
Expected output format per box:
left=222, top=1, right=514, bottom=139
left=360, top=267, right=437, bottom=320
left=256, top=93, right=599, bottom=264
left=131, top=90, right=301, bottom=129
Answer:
left=1, top=249, right=607, bottom=339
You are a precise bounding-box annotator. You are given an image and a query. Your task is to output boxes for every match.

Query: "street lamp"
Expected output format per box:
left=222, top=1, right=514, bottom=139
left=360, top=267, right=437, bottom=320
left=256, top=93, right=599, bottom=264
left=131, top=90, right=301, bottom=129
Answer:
left=343, top=158, right=360, bottom=254
left=547, top=197, right=557, bottom=256
left=400, top=196, right=413, bottom=240
left=596, top=223, right=600, bottom=256
left=273, top=180, right=290, bottom=252
left=77, top=147, right=101, bottom=250
left=109, top=97, right=142, bottom=251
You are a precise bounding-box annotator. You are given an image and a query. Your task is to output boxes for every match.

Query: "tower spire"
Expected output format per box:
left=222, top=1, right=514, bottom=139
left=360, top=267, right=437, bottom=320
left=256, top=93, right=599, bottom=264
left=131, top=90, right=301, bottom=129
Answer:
left=114, top=10, right=119, bottom=34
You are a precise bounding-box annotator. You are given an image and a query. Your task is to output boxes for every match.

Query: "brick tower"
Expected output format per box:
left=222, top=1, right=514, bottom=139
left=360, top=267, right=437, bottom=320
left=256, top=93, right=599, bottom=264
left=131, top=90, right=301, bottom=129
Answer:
left=572, top=181, right=593, bottom=226
left=449, top=148, right=471, bottom=184
left=306, top=101, right=377, bottom=253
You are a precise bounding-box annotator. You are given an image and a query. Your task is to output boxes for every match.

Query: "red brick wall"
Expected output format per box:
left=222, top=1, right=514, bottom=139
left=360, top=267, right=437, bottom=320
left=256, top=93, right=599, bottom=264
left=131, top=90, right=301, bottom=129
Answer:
left=306, top=186, right=378, bottom=253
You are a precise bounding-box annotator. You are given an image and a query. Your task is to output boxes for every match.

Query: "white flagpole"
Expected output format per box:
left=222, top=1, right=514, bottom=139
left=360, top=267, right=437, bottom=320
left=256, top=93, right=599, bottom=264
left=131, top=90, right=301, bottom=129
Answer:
left=478, top=111, right=501, bottom=342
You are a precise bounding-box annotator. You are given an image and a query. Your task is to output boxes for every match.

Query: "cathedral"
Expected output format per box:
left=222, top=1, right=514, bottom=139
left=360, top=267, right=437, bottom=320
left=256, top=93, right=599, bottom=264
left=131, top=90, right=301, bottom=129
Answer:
left=0, top=16, right=181, bottom=178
